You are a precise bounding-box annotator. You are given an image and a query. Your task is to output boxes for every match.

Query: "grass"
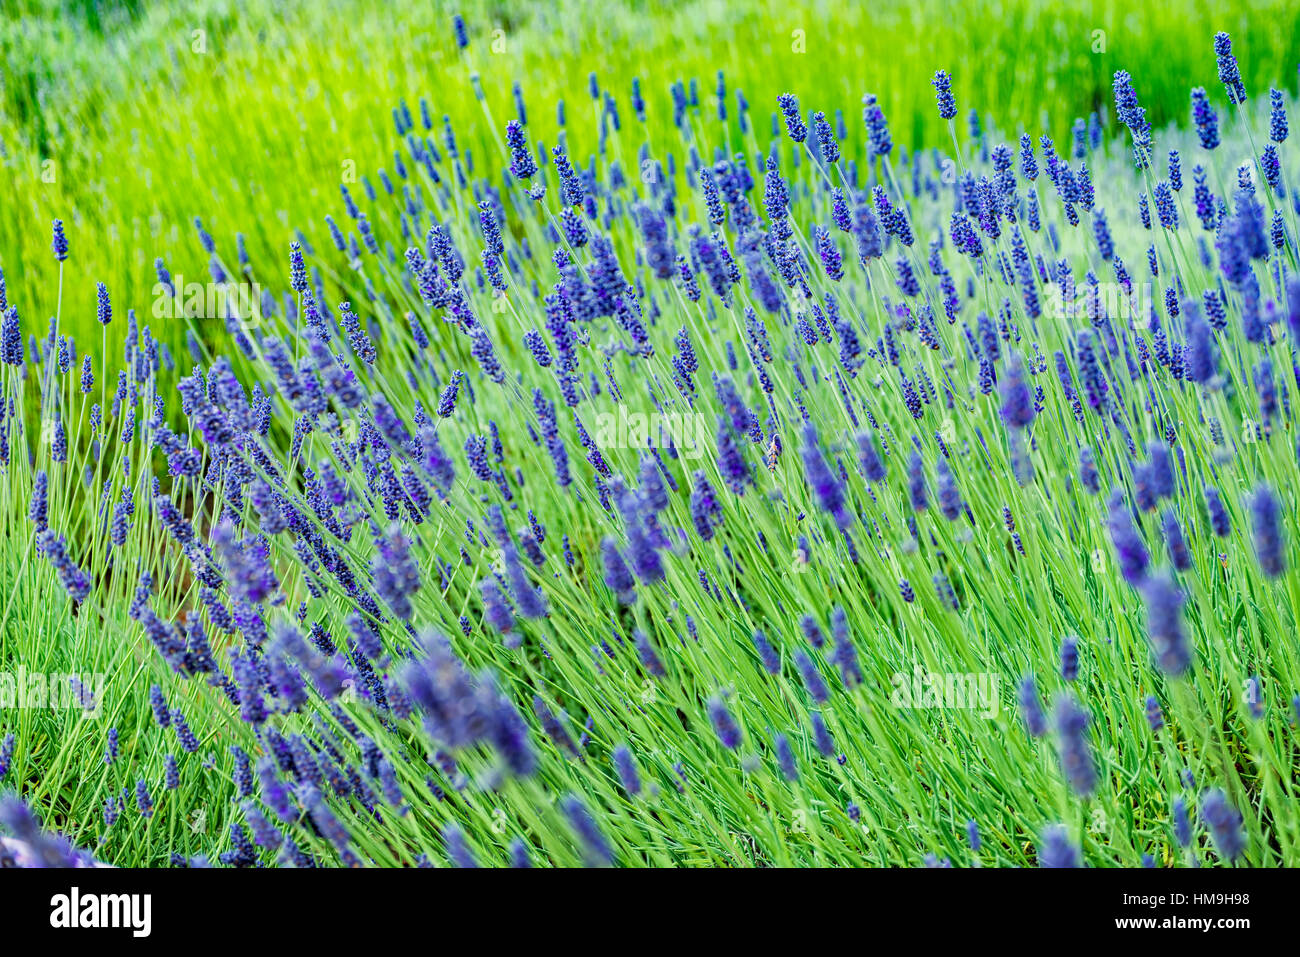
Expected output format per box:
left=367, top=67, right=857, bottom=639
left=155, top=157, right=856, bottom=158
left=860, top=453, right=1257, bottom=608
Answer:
left=0, top=0, right=1298, bottom=867
left=2, top=0, right=1297, bottom=349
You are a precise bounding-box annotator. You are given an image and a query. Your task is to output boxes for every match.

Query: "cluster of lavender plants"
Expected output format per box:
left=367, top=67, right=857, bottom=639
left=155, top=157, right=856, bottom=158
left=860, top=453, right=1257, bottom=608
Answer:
left=2, top=25, right=1298, bottom=867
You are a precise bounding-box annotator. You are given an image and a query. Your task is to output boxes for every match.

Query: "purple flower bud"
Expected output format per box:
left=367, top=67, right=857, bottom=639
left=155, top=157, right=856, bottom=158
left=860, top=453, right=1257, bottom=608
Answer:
left=708, top=697, right=742, bottom=750
left=1200, top=788, right=1245, bottom=860
left=1054, top=694, right=1097, bottom=797
left=1141, top=571, right=1191, bottom=676
left=1249, top=484, right=1285, bottom=577
left=1018, top=676, right=1047, bottom=737
left=562, top=794, right=614, bottom=866
left=1060, top=636, right=1079, bottom=682
left=612, top=745, right=641, bottom=796
left=932, top=70, right=957, bottom=120
left=1107, top=490, right=1149, bottom=587
left=1038, top=825, right=1079, bottom=867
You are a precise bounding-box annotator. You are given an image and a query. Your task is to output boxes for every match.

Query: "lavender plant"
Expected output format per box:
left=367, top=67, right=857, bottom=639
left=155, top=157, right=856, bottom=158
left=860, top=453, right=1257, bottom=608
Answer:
left=1, top=21, right=1299, bottom=869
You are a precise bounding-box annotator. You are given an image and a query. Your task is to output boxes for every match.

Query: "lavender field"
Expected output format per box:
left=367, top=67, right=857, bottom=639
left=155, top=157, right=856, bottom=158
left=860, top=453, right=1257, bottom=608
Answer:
left=1, top=2, right=1299, bottom=872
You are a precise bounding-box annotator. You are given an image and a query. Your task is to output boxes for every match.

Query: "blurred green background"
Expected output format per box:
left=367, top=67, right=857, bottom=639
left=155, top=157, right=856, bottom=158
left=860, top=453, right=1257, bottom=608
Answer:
left=1, top=0, right=1297, bottom=345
